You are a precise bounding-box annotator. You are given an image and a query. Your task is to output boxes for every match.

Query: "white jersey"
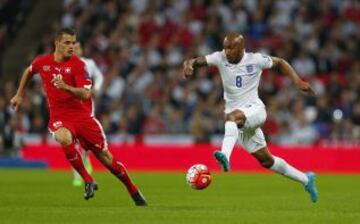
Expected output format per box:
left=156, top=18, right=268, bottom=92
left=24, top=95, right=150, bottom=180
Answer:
left=205, top=51, right=273, bottom=112
left=81, top=57, right=104, bottom=93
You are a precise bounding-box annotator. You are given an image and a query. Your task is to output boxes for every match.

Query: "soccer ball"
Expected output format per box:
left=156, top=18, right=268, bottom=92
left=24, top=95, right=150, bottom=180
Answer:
left=186, top=164, right=212, bottom=190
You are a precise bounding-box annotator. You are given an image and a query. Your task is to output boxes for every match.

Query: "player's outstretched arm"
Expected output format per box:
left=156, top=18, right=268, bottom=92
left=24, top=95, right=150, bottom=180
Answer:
left=51, top=77, right=91, bottom=100
left=272, top=57, right=315, bottom=95
left=10, top=67, right=33, bottom=111
left=183, top=56, right=208, bottom=79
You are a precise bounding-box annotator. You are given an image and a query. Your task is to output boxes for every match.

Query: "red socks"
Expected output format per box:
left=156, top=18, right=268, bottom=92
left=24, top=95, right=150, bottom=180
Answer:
left=62, top=144, right=137, bottom=195
left=62, top=143, right=94, bottom=183
left=110, top=159, right=138, bottom=195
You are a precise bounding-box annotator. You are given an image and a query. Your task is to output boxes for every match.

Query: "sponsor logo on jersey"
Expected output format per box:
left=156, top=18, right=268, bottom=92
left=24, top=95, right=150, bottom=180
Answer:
left=55, top=67, right=61, bottom=72
left=43, top=65, right=50, bottom=71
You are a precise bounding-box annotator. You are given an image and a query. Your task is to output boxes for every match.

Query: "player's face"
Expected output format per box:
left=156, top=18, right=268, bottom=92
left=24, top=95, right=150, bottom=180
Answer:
left=223, top=36, right=244, bottom=64
left=55, top=34, right=76, bottom=58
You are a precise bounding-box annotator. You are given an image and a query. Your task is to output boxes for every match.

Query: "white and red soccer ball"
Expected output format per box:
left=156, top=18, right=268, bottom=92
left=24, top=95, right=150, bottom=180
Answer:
left=186, top=164, right=212, bottom=190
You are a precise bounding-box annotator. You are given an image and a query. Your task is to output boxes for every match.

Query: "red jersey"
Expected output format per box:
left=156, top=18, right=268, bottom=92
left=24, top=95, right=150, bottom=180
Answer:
left=29, top=54, right=93, bottom=120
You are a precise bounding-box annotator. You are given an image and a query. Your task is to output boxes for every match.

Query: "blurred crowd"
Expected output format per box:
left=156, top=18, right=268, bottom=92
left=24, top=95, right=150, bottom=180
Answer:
left=0, top=0, right=34, bottom=155
left=0, top=0, right=33, bottom=78
left=1, top=0, right=360, bottom=154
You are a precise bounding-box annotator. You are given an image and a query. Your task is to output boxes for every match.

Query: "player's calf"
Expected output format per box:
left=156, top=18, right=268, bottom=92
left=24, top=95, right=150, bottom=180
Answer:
left=110, top=159, right=139, bottom=193
left=251, top=147, right=275, bottom=169
left=93, top=150, right=147, bottom=205
left=110, top=158, right=148, bottom=206
left=62, top=143, right=94, bottom=184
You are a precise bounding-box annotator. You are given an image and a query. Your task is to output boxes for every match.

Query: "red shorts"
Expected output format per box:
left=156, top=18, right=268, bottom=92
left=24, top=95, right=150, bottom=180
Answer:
left=48, top=116, right=107, bottom=153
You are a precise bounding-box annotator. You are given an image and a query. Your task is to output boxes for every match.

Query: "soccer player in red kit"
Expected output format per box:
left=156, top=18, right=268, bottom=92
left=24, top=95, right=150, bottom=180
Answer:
left=10, top=28, right=147, bottom=206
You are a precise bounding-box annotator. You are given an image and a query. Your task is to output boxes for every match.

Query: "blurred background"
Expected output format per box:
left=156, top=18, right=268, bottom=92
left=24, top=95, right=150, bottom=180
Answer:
left=0, top=0, right=359, bottom=167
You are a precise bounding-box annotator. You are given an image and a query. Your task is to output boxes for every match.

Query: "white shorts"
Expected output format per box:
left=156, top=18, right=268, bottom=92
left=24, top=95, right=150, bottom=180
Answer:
left=238, top=127, right=267, bottom=153
left=228, top=103, right=267, bottom=153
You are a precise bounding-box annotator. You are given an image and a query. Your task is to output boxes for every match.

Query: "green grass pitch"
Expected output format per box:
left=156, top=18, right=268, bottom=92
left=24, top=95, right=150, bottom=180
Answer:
left=0, top=170, right=359, bottom=224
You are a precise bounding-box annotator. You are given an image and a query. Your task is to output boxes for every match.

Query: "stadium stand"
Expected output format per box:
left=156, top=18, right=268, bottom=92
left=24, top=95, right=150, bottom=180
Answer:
left=1, top=0, right=359, bottom=157
left=0, top=0, right=35, bottom=157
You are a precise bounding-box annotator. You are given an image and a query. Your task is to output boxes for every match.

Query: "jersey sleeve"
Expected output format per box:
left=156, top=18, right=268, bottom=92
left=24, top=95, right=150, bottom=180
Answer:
left=205, top=51, right=221, bottom=66
left=74, top=61, right=92, bottom=90
left=29, top=57, right=42, bottom=76
left=255, top=53, right=273, bottom=69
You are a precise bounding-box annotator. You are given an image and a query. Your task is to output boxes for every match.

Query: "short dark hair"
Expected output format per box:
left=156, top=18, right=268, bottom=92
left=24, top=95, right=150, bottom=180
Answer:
left=55, top=28, right=76, bottom=40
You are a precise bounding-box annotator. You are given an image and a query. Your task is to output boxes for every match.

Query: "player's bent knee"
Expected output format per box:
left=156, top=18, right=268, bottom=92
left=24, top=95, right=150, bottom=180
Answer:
left=259, top=157, right=275, bottom=169
left=237, top=118, right=246, bottom=128
left=54, top=128, right=73, bottom=146
left=58, top=137, right=72, bottom=146
left=226, top=110, right=245, bottom=121
left=233, top=110, right=246, bottom=128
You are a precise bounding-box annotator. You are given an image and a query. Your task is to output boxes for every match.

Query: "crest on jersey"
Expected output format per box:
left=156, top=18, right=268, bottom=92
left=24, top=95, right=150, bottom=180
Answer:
left=64, top=67, right=71, bottom=74
left=43, top=65, right=50, bottom=71
left=246, top=65, right=254, bottom=73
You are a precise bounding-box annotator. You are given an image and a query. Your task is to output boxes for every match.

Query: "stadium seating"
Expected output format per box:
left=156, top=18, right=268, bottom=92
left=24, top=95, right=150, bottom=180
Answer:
left=0, top=0, right=359, bottom=156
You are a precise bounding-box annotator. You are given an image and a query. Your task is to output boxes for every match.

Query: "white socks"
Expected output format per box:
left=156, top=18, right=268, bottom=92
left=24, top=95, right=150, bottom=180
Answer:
left=221, top=121, right=239, bottom=161
left=270, top=156, right=309, bottom=185
left=220, top=121, right=309, bottom=186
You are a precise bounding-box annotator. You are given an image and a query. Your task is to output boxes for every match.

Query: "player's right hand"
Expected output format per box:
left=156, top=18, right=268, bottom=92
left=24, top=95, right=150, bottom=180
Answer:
left=183, top=59, right=194, bottom=79
left=51, top=76, right=69, bottom=91
left=10, top=95, right=23, bottom=112
left=183, top=66, right=194, bottom=79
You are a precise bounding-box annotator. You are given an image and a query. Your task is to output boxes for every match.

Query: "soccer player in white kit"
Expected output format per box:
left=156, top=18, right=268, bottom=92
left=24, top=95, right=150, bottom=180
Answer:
left=72, top=42, right=104, bottom=186
left=183, top=33, right=318, bottom=203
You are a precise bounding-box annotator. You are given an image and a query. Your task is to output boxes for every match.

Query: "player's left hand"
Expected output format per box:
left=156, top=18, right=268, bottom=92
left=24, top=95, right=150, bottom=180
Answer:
left=51, top=77, right=69, bottom=91
left=296, top=80, right=315, bottom=96
left=183, top=66, right=193, bottom=79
